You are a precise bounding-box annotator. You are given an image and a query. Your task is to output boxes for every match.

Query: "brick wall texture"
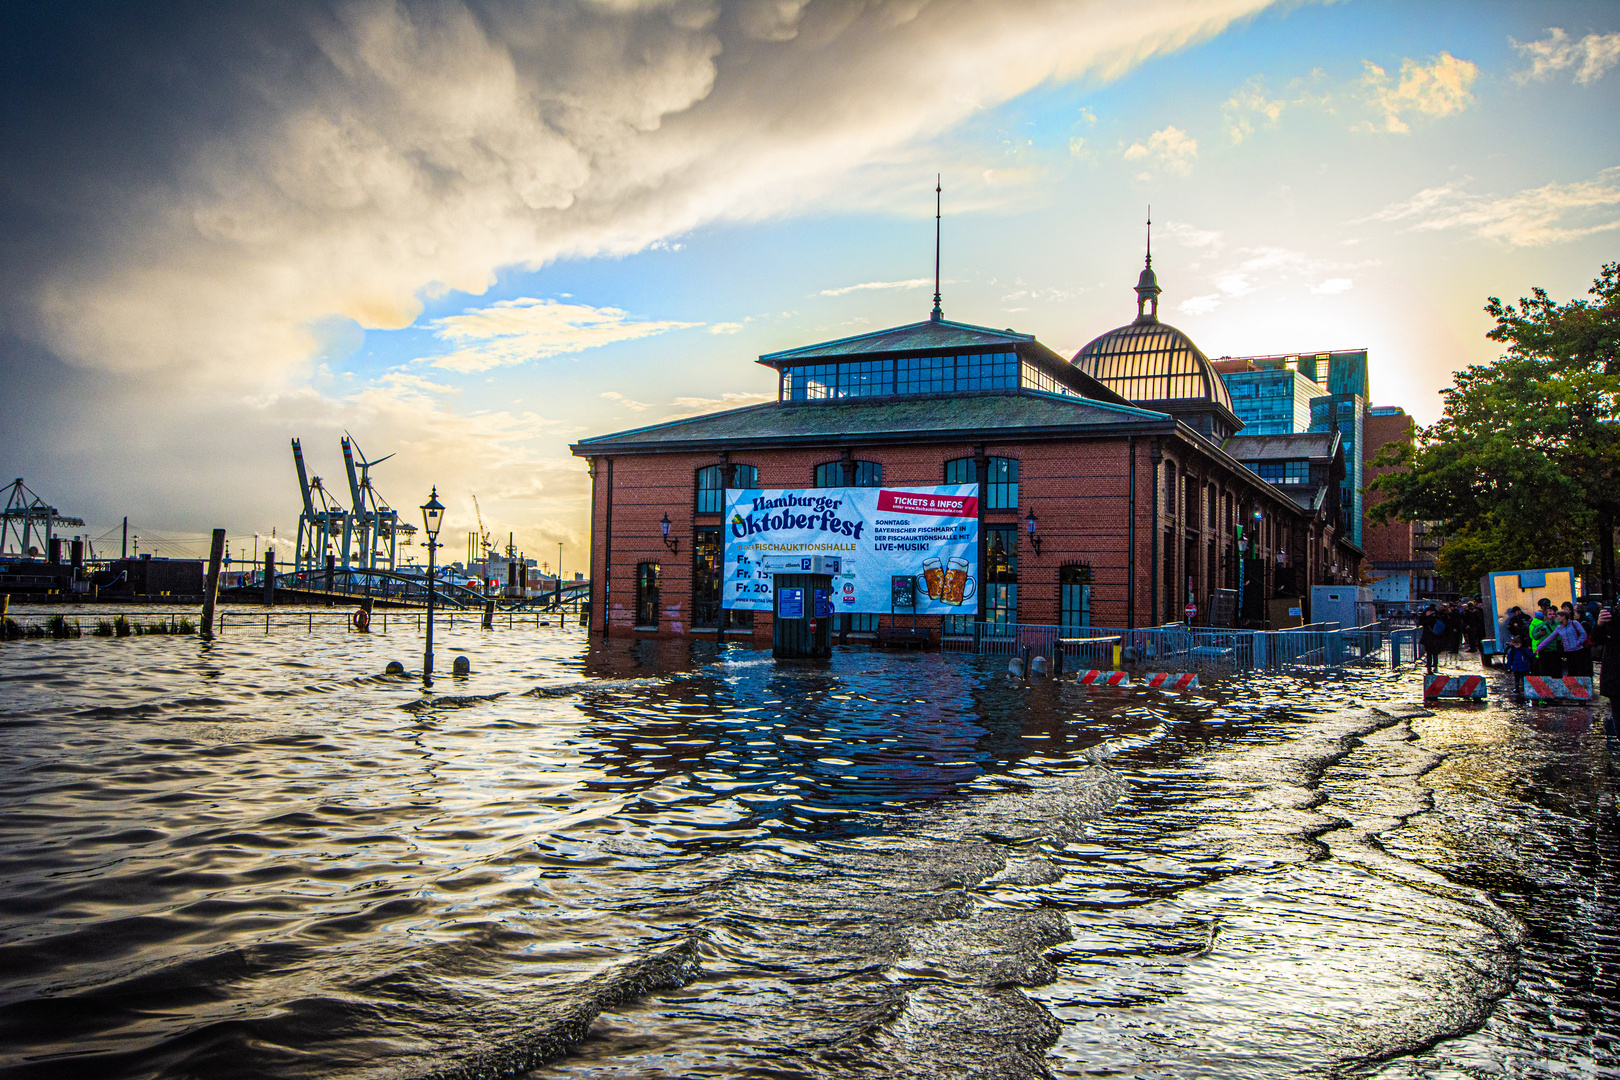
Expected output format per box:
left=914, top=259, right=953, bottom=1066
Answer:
left=586, top=432, right=1358, bottom=640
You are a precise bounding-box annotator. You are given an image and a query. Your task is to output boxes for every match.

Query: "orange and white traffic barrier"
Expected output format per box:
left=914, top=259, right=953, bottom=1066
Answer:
left=1077, top=670, right=1130, bottom=687
left=1523, top=675, right=1593, bottom=702
left=1424, top=674, right=1487, bottom=700
left=1144, top=672, right=1199, bottom=690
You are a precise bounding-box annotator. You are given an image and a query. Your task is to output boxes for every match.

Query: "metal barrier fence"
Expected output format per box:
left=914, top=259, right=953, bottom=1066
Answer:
left=944, top=621, right=1407, bottom=674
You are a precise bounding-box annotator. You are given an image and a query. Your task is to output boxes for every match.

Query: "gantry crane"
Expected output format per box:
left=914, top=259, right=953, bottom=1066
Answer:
left=291, top=439, right=352, bottom=578
left=470, top=494, right=495, bottom=591
left=341, top=434, right=416, bottom=577
left=0, top=478, right=85, bottom=558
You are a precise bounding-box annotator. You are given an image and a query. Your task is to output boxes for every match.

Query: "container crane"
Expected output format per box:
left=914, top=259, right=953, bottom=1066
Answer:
left=341, top=434, right=416, bottom=577
left=291, top=438, right=352, bottom=579
left=0, top=479, right=85, bottom=559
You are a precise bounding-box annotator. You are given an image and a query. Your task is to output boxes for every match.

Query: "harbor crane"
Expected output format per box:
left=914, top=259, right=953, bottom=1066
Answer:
left=291, top=439, right=352, bottom=578
left=341, top=434, right=416, bottom=577
left=0, top=478, right=85, bottom=559
left=470, top=494, right=494, bottom=590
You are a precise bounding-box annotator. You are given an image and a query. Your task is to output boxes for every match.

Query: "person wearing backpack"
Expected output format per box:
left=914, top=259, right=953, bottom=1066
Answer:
left=1529, top=604, right=1555, bottom=676
left=1419, top=604, right=1443, bottom=674
left=1504, top=632, right=1535, bottom=699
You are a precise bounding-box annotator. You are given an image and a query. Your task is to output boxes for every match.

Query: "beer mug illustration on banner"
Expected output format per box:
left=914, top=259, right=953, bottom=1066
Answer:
left=942, top=557, right=976, bottom=605
left=921, top=557, right=944, bottom=601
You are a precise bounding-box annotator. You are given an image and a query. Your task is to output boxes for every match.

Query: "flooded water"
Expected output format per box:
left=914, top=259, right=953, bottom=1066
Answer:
left=0, top=606, right=1615, bottom=1078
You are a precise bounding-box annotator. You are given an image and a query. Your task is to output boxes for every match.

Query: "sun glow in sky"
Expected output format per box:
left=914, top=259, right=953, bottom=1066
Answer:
left=2, top=0, right=1617, bottom=560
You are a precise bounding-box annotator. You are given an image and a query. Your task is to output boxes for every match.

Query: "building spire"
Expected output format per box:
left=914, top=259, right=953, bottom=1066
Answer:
left=931, top=175, right=943, bottom=322
left=1135, top=205, right=1162, bottom=323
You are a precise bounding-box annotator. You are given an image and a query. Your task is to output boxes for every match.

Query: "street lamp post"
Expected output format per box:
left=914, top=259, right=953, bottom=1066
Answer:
left=420, top=487, right=445, bottom=682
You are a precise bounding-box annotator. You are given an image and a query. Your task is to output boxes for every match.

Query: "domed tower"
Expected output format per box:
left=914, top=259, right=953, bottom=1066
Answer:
left=1072, top=223, right=1240, bottom=439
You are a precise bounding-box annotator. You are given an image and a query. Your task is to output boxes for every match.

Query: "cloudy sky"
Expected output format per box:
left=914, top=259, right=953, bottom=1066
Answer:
left=2, top=0, right=1616, bottom=565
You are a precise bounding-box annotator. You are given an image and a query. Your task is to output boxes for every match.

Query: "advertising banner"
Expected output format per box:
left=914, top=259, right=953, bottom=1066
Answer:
left=722, top=485, right=979, bottom=615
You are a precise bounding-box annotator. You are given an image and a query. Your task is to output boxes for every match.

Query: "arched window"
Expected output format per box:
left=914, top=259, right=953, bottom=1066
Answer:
left=944, top=456, right=1018, bottom=510
left=814, top=461, right=882, bottom=487
left=696, top=464, right=759, bottom=514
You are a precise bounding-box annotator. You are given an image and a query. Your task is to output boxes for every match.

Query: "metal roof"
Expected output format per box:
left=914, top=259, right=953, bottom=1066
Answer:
left=1221, top=431, right=1342, bottom=464
left=1072, top=319, right=1235, bottom=412
left=571, top=390, right=1172, bottom=454
left=758, top=318, right=1034, bottom=364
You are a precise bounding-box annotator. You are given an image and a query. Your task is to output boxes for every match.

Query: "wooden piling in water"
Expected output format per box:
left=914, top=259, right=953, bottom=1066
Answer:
left=201, top=528, right=226, bottom=638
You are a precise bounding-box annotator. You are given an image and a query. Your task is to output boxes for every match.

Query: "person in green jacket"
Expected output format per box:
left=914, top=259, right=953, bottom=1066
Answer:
left=1529, top=601, right=1556, bottom=676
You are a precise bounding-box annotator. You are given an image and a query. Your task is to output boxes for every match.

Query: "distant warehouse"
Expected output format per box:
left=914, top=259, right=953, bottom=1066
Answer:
left=570, top=252, right=1364, bottom=642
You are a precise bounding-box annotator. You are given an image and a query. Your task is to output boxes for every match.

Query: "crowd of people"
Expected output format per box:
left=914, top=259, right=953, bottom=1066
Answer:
left=1417, top=596, right=1617, bottom=707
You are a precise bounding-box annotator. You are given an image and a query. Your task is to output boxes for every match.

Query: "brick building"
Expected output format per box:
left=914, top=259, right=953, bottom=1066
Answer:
left=571, top=255, right=1362, bottom=641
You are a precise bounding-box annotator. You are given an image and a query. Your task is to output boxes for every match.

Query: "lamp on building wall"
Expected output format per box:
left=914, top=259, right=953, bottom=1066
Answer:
left=1025, top=507, right=1041, bottom=555
left=660, top=513, right=679, bottom=554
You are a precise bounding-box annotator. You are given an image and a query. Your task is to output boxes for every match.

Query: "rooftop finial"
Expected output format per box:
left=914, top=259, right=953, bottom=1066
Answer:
left=1146, top=205, right=1152, bottom=269
left=931, top=175, right=943, bottom=322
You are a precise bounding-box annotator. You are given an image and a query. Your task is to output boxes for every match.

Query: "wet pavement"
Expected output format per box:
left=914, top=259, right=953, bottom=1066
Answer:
left=0, top=610, right=1615, bottom=1078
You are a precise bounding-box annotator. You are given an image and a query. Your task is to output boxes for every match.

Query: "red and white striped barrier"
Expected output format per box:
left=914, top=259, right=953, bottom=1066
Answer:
left=1523, top=675, right=1594, bottom=702
left=1144, top=672, right=1199, bottom=690
left=1424, top=674, right=1487, bottom=700
left=1077, top=670, right=1130, bottom=687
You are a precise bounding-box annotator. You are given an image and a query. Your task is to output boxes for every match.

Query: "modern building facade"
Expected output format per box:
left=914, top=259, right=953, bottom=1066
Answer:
left=1360, top=405, right=1454, bottom=608
left=571, top=255, right=1363, bottom=641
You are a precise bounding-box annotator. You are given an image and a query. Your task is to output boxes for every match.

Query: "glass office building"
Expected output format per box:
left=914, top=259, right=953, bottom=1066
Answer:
left=1310, top=393, right=1365, bottom=548
left=1223, top=367, right=1322, bottom=435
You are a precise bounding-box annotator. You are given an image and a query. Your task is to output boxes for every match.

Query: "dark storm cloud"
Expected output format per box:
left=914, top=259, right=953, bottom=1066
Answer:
left=0, top=0, right=1275, bottom=542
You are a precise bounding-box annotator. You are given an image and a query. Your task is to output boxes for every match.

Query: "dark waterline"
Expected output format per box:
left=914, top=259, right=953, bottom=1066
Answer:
left=0, top=608, right=1615, bottom=1078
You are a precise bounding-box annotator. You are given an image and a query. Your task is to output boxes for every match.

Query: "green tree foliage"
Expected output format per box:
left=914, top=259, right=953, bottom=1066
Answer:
left=1368, top=261, right=1620, bottom=589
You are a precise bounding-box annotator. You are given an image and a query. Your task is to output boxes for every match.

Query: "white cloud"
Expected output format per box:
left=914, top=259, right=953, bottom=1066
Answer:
left=818, top=278, right=934, bottom=297
left=1222, top=76, right=1285, bottom=143
left=1369, top=167, right=1620, bottom=245
left=1122, top=125, right=1198, bottom=175
left=665, top=390, right=775, bottom=419
left=23, top=0, right=1282, bottom=392
left=427, top=297, right=700, bottom=373
left=708, top=321, right=744, bottom=334
left=1174, top=245, right=1364, bottom=314
left=1512, top=28, right=1620, bottom=85
left=600, top=390, right=653, bottom=411
left=1309, top=278, right=1354, bottom=295
left=1162, top=220, right=1224, bottom=250
left=1358, top=51, right=1478, bottom=134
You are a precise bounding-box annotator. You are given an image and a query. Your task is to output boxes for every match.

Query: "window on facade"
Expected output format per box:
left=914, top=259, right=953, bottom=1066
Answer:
left=785, top=353, right=1019, bottom=401
left=896, top=355, right=954, bottom=395
left=987, top=526, right=1017, bottom=580
left=1253, top=460, right=1311, bottom=485
left=696, top=464, right=759, bottom=514
left=1059, top=564, right=1091, bottom=632
left=944, top=457, right=1017, bottom=510
left=692, top=528, right=752, bottom=630
left=696, top=466, right=723, bottom=514
left=985, top=583, right=1017, bottom=627
left=1019, top=360, right=1080, bottom=397
left=635, top=562, right=661, bottom=628
left=1164, top=461, right=1177, bottom=515
left=845, top=613, right=879, bottom=633
left=814, top=460, right=882, bottom=487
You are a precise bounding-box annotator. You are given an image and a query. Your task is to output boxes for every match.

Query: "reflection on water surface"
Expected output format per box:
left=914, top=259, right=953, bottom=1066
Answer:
left=0, top=608, right=1614, bottom=1078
